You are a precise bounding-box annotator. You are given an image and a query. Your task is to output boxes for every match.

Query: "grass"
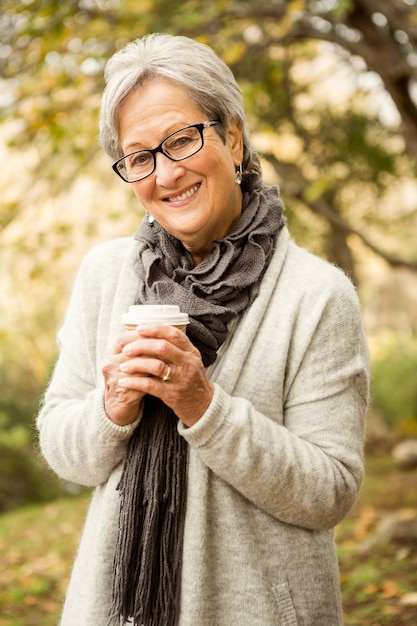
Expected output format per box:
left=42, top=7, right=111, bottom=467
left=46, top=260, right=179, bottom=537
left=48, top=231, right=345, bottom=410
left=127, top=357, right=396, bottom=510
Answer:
left=337, top=455, right=417, bottom=625
left=0, top=495, right=89, bottom=626
left=0, top=455, right=416, bottom=625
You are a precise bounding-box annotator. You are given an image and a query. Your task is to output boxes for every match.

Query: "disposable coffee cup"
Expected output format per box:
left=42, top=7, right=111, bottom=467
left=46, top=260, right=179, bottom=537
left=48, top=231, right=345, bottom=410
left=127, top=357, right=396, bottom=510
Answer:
left=122, top=305, right=190, bottom=333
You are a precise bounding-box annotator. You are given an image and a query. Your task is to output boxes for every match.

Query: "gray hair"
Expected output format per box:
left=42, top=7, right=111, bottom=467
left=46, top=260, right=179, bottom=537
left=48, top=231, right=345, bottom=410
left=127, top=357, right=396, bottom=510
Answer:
left=99, top=33, right=261, bottom=177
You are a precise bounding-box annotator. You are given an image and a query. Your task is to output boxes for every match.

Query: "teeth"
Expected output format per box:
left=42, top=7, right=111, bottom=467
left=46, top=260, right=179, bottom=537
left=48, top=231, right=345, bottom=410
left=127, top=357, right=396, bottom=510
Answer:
left=167, top=184, right=199, bottom=202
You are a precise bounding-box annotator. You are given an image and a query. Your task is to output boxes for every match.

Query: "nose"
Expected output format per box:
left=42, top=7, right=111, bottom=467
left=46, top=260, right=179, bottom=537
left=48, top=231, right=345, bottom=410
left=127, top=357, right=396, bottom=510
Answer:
left=154, top=152, right=185, bottom=186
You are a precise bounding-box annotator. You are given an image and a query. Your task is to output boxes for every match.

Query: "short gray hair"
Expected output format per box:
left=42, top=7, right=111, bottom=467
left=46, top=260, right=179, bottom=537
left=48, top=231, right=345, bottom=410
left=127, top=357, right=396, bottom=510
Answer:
left=99, top=33, right=261, bottom=177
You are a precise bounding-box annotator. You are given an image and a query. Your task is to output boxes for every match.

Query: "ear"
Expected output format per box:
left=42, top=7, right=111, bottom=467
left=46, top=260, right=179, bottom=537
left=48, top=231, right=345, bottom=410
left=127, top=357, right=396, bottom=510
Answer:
left=226, top=120, right=244, bottom=166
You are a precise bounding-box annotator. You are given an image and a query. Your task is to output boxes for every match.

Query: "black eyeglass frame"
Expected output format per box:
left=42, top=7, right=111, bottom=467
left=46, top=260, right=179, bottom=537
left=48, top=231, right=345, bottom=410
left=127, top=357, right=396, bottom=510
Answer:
left=112, top=120, right=220, bottom=183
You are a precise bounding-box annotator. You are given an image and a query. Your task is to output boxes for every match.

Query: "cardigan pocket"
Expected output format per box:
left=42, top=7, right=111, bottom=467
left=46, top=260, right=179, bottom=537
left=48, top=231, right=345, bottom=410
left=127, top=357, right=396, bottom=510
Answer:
left=272, top=581, right=298, bottom=626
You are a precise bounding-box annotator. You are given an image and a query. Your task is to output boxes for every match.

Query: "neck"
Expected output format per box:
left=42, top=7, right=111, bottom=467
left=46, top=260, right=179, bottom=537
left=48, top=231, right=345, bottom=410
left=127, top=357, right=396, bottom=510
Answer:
left=191, top=250, right=211, bottom=266
left=187, top=214, right=243, bottom=266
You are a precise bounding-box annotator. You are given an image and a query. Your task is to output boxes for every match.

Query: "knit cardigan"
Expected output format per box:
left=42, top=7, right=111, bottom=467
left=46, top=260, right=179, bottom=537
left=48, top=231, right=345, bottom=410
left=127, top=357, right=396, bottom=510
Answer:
left=37, top=226, right=369, bottom=626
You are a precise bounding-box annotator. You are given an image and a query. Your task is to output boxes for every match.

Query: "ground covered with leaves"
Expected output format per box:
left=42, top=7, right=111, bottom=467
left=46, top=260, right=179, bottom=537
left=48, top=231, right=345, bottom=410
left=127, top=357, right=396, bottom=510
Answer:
left=1, top=454, right=416, bottom=626
left=338, top=455, right=417, bottom=625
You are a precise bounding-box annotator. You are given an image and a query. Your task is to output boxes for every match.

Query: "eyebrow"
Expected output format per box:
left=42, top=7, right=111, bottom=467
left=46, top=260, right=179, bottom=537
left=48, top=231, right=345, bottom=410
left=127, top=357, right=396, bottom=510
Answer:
left=122, top=138, right=150, bottom=154
left=122, top=123, right=188, bottom=154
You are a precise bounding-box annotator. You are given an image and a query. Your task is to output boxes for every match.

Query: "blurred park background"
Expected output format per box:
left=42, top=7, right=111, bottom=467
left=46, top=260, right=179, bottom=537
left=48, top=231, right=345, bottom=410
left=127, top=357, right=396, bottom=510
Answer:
left=1, top=1, right=417, bottom=624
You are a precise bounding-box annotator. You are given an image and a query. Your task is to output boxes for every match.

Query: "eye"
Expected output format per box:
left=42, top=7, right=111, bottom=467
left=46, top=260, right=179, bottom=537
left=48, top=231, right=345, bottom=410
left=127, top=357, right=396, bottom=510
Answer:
left=128, top=151, right=153, bottom=168
left=164, top=125, right=203, bottom=155
left=167, top=133, right=195, bottom=151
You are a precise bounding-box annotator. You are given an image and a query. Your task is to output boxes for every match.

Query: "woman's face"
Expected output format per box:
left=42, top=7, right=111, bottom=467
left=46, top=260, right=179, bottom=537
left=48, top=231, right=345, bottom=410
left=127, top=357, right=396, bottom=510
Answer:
left=117, top=79, right=244, bottom=264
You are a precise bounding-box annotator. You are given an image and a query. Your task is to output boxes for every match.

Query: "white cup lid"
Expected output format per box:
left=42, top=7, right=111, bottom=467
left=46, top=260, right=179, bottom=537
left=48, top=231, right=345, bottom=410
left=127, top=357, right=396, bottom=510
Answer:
left=122, top=304, right=190, bottom=326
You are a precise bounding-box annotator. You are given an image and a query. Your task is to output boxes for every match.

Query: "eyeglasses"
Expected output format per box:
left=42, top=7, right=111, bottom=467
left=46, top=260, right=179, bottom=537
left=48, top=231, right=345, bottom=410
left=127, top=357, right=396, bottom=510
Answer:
left=112, top=120, right=220, bottom=183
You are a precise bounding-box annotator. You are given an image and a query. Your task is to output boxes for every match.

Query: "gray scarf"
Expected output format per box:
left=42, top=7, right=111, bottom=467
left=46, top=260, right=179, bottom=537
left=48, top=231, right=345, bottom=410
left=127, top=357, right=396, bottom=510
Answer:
left=110, top=175, right=285, bottom=625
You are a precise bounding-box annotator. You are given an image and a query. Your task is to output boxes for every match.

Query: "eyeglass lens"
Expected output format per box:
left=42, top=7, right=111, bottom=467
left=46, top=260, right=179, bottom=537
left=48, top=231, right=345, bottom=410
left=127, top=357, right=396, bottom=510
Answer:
left=117, top=125, right=203, bottom=182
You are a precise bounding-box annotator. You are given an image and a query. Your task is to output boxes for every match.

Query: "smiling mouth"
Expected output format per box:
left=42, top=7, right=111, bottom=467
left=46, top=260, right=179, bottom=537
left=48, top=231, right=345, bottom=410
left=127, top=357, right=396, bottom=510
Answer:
left=164, top=183, right=200, bottom=203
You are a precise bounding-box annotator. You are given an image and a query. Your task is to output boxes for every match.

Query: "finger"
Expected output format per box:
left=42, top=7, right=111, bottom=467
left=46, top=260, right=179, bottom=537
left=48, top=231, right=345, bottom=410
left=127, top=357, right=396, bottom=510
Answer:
left=118, top=371, right=175, bottom=399
left=119, top=356, right=169, bottom=380
left=134, top=323, right=191, bottom=348
left=121, top=327, right=195, bottom=362
left=104, top=383, right=145, bottom=426
left=111, top=329, right=143, bottom=354
left=121, top=339, right=183, bottom=365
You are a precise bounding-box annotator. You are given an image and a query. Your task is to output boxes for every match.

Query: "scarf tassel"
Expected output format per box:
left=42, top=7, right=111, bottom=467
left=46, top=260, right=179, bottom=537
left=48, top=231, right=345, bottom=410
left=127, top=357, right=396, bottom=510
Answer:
left=110, top=396, right=187, bottom=626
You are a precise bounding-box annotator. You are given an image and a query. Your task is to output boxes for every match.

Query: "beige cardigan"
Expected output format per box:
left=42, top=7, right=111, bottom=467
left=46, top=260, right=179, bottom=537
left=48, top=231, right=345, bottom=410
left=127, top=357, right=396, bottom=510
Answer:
left=38, top=226, right=369, bottom=625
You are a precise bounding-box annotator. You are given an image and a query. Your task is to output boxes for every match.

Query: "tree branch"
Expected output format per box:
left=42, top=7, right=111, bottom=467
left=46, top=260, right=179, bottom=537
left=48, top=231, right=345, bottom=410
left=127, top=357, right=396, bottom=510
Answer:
left=263, top=153, right=417, bottom=271
left=300, top=193, right=417, bottom=271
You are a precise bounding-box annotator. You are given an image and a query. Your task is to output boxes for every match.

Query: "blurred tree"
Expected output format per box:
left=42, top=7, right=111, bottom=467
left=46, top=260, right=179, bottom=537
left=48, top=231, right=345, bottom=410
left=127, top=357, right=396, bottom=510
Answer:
left=1, top=0, right=417, bottom=281
left=1, top=0, right=417, bottom=504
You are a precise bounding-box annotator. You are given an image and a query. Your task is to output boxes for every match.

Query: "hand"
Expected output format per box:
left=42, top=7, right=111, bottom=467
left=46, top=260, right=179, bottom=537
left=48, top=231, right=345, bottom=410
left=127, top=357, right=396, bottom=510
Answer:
left=106, top=324, right=214, bottom=427
left=102, top=329, right=148, bottom=426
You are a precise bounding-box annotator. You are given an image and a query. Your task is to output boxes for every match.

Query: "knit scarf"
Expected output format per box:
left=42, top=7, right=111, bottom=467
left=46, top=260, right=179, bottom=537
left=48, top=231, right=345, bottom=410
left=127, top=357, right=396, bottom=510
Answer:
left=110, top=175, right=285, bottom=625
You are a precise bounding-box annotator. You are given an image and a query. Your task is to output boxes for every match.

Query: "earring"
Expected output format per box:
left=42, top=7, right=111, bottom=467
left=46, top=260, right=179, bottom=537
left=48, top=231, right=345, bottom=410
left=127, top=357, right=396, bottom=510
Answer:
left=235, top=164, right=243, bottom=185
left=146, top=212, right=155, bottom=225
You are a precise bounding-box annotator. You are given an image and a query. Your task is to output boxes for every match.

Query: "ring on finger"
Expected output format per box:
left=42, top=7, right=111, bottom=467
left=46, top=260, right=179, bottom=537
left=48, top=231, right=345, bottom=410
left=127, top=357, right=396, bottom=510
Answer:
left=162, top=365, right=171, bottom=382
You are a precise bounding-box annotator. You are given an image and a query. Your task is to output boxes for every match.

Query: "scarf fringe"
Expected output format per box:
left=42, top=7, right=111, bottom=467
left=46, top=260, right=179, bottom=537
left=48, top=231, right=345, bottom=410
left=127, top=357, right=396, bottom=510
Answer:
left=110, top=396, right=187, bottom=626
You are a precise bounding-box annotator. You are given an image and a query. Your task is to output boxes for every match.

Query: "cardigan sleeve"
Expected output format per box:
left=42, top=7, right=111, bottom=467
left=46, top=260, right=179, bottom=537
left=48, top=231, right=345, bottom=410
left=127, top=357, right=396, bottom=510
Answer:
left=179, top=267, right=370, bottom=530
left=37, top=242, right=141, bottom=487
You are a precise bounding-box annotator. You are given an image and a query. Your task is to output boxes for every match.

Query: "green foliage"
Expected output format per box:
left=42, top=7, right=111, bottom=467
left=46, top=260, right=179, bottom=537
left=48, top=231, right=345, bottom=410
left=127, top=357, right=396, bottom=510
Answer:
left=0, top=413, right=64, bottom=513
left=0, top=338, right=66, bottom=513
left=371, top=337, right=417, bottom=431
left=0, top=496, right=90, bottom=626
left=1, top=0, right=416, bottom=271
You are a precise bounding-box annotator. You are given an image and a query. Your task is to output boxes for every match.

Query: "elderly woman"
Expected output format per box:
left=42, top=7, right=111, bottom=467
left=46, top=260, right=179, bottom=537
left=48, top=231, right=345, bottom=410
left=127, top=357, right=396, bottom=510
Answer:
left=37, top=33, right=369, bottom=626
